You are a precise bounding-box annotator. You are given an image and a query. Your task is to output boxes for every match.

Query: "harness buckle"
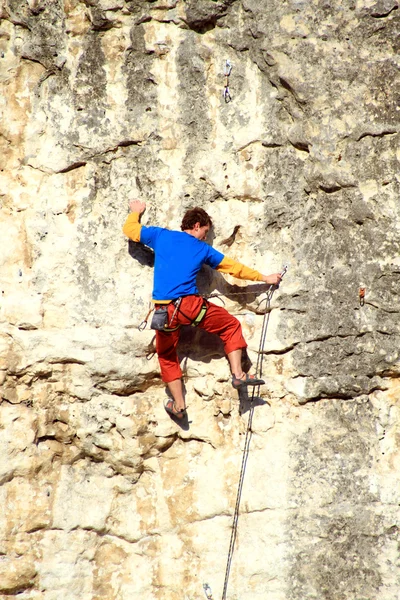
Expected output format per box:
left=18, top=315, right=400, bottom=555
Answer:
left=191, top=300, right=208, bottom=327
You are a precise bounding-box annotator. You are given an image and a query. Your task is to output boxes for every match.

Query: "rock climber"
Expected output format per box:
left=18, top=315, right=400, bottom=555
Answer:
left=123, top=201, right=282, bottom=419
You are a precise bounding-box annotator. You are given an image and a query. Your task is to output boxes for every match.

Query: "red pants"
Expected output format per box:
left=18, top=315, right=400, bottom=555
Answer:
left=155, top=295, right=247, bottom=383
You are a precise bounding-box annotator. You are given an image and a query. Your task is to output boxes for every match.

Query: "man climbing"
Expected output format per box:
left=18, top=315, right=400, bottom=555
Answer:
left=123, top=201, right=282, bottom=419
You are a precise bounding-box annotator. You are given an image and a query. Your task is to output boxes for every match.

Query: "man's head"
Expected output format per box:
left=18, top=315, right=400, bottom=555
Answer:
left=181, top=207, right=212, bottom=241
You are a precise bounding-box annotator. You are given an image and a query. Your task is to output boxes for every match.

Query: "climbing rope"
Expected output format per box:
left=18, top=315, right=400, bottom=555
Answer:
left=221, top=266, right=287, bottom=600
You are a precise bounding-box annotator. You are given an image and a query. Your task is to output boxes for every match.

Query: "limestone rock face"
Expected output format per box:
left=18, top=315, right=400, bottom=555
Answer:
left=1, top=0, right=400, bottom=598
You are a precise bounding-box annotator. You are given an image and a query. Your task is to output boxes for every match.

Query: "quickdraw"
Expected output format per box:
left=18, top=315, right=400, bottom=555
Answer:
left=223, top=59, right=232, bottom=103
left=203, top=583, right=213, bottom=599
left=359, top=287, right=366, bottom=306
left=168, top=297, right=182, bottom=327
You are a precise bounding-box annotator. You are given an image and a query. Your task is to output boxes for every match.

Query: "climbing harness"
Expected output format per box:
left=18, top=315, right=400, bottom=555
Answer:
left=221, top=265, right=288, bottom=600
left=203, top=583, right=214, bottom=599
left=139, top=273, right=286, bottom=332
left=223, top=59, right=232, bottom=103
left=359, top=287, right=366, bottom=306
left=139, top=296, right=208, bottom=332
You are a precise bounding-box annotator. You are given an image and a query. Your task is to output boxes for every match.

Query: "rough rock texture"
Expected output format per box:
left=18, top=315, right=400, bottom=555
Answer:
left=1, top=0, right=400, bottom=598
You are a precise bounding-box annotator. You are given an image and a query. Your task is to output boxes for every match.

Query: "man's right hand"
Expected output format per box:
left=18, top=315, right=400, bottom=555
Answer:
left=129, top=200, right=146, bottom=214
left=262, top=273, right=282, bottom=285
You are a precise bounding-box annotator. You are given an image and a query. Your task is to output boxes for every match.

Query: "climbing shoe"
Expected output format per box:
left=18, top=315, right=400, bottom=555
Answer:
left=232, top=373, right=265, bottom=389
left=164, top=399, right=187, bottom=419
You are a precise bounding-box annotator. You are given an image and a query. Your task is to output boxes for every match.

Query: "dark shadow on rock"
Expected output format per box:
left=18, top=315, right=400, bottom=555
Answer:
left=164, top=409, right=190, bottom=430
left=128, top=240, right=154, bottom=268
left=178, top=326, right=225, bottom=363
left=197, top=265, right=273, bottom=307
left=183, top=0, right=238, bottom=34
left=238, top=387, right=270, bottom=416
left=178, top=328, right=252, bottom=371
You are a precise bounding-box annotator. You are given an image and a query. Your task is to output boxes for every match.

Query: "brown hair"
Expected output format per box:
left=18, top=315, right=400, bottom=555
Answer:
left=180, top=207, right=213, bottom=231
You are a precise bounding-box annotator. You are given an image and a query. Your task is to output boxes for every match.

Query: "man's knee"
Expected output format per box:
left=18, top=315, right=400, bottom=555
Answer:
left=159, top=359, right=182, bottom=383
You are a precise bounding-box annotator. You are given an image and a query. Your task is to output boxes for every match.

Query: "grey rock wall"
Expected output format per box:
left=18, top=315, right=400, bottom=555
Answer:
left=0, top=0, right=399, bottom=598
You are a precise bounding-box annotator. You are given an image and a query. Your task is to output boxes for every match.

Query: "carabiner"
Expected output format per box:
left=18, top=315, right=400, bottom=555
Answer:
left=138, top=304, right=154, bottom=331
left=224, top=59, right=232, bottom=77
left=223, top=86, right=232, bottom=103
left=138, top=320, right=148, bottom=332
left=280, top=264, right=288, bottom=278
left=223, top=59, right=232, bottom=102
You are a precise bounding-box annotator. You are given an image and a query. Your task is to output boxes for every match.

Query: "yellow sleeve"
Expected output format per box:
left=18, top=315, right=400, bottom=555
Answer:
left=215, top=256, right=264, bottom=282
left=122, top=212, right=142, bottom=242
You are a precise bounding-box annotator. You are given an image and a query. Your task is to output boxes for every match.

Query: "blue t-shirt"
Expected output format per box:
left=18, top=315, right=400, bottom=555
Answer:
left=140, top=226, right=224, bottom=300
